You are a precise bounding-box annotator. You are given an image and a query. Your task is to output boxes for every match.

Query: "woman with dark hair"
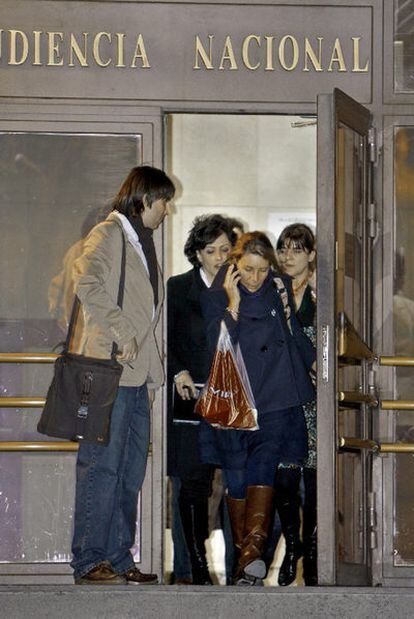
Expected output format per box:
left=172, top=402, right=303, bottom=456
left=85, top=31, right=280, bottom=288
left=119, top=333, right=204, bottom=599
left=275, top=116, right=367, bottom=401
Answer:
left=167, top=214, right=236, bottom=585
left=275, top=223, right=317, bottom=587
left=70, top=165, right=175, bottom=585
left=200, top=231, right=315, bottom=585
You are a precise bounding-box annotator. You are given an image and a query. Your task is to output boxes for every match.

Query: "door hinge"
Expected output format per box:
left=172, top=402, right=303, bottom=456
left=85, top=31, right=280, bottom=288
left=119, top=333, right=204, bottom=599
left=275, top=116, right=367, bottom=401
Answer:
left=368, top=201, right=377, bottom=239
left=368, top=127, right=377, bottom=163
left=368, top=491, right=378, bottom=549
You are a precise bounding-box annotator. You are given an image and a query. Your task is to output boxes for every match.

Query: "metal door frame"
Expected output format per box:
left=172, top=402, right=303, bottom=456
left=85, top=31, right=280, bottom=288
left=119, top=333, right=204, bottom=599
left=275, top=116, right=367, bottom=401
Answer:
left=317, top=88, right=372, bottom=585
left=372, top=115, right=414, bottom=586
left=0, top=104, right=165, bottom=583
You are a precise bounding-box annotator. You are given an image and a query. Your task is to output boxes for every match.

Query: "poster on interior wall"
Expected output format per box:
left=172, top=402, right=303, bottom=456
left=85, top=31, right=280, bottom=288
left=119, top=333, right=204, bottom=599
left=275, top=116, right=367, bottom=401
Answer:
left=268, top=211, right=316, bottom=246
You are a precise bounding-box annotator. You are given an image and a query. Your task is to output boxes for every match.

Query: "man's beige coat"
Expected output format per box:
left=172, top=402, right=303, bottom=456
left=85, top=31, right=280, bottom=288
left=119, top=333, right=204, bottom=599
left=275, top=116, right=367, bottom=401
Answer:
left=72, top=212, right=164, bottom=388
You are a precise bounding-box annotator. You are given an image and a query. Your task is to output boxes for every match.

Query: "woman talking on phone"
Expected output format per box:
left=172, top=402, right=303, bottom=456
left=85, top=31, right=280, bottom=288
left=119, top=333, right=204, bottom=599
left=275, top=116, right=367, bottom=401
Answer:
left=200, top=231, right=315, bottom=585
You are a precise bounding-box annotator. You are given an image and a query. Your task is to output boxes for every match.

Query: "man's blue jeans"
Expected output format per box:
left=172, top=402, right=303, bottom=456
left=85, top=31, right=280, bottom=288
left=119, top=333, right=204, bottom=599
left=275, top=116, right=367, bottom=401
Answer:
left=71, top=385, right=150, bottom=580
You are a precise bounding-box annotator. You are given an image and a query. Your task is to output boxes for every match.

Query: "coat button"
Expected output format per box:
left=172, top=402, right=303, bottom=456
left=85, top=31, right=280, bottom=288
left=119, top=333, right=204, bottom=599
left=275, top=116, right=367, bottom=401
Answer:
left=260, top=345, right=268, bottom=352
left=271, top=309, right=276, bottom=316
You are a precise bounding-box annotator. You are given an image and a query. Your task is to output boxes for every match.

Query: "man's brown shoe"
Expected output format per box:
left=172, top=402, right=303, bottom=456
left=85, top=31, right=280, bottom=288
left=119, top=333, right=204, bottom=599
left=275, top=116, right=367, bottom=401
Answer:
left=123, top=567, right=158, bottom=585
left=75, top=561, right=127, bottom=585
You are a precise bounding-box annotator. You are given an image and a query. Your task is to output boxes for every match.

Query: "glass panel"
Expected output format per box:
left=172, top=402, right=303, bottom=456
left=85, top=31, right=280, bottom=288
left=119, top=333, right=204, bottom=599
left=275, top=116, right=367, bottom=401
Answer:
left=394, top=0, right=414, bottom=92
left=393, top=126, right=414, bottom=565
left=336, top=123, right=367, bottom=566
left=0, top=132, right=141, bottom=563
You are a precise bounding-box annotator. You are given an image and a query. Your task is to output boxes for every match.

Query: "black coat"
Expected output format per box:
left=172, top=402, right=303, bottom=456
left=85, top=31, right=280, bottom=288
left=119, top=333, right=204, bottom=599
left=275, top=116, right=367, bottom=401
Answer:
left=167, top=268, right=211, bottom=476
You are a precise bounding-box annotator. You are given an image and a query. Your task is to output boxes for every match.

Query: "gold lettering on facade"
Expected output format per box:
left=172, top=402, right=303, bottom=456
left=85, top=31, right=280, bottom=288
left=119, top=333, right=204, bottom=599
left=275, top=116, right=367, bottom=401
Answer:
left=303, top=37, right=323, bottom=72
left=242, top=35, right=261, bottom=70
left=328, top=37, right=346, bottom=72
left=130, top=34, right=150, bottom=68
left=0, top=27, right=371, bottom=77
left=33, top=31, right=42, bottom=65
left=264, top=36, right=274, bottom=71
left=69, top=33, right=89, bottom=67
left=47, top=32, right=64, bottom=66
left=93, top=32, right=112, bottom=67
left=194, top=35, right=214, bottom=69
left=9, top=30, right=29, bottom=65
left=219, top=36, right=238, bottom=70
left=278, top=35, right=299, bottom=71
left=352, top=36, right=369, bottom=72
left=116, top=33, right=126, bottom=67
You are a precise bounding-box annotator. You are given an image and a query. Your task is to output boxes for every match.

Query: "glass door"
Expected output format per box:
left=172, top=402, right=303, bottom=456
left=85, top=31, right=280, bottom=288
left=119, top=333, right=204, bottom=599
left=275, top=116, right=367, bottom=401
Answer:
left=0, top=115, right=164, bottom=582
left=317, top=88, right=374, bottom=585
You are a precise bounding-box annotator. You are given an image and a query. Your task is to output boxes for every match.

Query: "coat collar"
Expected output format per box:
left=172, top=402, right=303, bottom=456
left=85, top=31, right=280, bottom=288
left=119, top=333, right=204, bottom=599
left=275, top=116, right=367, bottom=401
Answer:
left=106, top=211, right=164, bottom=320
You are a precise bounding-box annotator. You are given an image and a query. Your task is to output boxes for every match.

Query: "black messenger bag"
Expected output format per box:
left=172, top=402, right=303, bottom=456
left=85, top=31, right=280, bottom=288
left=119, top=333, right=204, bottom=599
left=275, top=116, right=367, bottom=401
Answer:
left=37, top=235, right=126, bottom=445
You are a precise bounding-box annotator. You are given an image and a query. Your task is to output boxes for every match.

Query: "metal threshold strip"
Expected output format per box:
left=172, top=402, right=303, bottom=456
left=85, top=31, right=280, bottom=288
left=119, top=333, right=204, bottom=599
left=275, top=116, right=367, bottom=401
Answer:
left=339, top=437, right=414, bottom=453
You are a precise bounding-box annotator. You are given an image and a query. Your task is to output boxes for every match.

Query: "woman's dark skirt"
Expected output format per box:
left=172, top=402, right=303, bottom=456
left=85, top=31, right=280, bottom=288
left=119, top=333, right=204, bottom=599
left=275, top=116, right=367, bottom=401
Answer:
left=199, top=406, right=309, bottom=471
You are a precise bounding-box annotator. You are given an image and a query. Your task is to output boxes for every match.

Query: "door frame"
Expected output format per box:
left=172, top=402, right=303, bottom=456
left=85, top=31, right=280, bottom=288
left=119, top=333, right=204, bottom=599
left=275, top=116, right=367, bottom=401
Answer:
left=317, top=88, right=372, bottom=585
left=0, top=103, right=164, bottom=582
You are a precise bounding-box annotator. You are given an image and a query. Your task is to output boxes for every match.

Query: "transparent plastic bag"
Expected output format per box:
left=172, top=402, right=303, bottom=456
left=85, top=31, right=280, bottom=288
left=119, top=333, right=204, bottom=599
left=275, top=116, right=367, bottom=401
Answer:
left=194, top=321, right=258, bottom=430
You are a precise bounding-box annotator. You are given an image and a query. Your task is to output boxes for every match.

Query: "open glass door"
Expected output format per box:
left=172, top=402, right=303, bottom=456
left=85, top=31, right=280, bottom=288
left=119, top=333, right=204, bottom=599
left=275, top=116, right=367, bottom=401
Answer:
left=317, top=88, right=375, bottom=585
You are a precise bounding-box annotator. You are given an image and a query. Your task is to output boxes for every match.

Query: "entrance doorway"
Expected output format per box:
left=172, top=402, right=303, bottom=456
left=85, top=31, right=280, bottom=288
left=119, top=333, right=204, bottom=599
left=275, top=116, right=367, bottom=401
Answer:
left=165, top=113, right=317, bottom=585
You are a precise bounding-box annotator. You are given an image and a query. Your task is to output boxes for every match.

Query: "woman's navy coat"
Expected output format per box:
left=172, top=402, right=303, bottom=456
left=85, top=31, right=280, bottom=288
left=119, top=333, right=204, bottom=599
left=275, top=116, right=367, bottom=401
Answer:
left=202, top=266, right=315, bottom=414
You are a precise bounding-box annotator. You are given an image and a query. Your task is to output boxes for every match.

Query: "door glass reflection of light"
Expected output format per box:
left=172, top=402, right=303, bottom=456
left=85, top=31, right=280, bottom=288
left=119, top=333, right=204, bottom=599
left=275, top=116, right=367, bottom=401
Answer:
left=0, top=133, right=140, bottom=563
left=393, top=127, right=414, bottom=565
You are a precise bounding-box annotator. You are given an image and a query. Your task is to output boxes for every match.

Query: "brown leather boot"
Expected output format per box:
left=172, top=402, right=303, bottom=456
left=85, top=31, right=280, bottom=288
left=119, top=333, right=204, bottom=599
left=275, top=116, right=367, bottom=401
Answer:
left=226, top=497, right=246, bottom=551
left=238, top=485, right=275, bottom=582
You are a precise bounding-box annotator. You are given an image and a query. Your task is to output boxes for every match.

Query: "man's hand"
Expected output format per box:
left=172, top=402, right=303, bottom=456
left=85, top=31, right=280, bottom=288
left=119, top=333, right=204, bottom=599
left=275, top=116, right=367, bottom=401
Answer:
left=117, top=337, right=138, bottom=363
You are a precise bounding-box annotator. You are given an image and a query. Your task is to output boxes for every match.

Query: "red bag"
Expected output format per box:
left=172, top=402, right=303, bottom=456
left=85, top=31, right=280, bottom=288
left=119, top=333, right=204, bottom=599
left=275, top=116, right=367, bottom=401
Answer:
left=195, top=321, right=258, bottom=430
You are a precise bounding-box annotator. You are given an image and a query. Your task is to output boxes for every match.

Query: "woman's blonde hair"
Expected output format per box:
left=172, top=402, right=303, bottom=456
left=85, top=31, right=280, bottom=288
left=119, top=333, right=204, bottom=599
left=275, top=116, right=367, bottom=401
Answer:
left=228, top=231, right=278, bottom=269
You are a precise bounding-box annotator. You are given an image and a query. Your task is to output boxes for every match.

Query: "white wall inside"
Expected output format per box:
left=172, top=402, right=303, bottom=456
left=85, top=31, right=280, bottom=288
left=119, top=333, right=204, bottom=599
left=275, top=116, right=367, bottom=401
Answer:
left=166, top=114, right=316, bottom=277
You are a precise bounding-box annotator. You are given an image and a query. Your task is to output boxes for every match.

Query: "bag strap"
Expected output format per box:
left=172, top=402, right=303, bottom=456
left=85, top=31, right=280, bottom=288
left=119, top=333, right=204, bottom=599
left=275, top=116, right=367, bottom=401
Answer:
left=64, top=231, right=127, bottom=358
left=273, top=277, right=293, bottom=334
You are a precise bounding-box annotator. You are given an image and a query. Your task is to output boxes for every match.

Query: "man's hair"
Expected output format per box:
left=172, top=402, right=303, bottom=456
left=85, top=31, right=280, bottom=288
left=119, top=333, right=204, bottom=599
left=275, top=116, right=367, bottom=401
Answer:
left=184, top=214, right=237, bottom=266
left=112, top=165, right=175, bottom=219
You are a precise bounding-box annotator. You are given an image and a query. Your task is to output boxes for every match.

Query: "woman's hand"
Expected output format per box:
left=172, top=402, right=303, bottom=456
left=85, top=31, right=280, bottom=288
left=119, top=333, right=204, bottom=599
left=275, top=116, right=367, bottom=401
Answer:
left=175, top=371, right=198, bottom=400
left=223, top=264, right=241, bottom=311
left=117, top=337, right=138, bottom=363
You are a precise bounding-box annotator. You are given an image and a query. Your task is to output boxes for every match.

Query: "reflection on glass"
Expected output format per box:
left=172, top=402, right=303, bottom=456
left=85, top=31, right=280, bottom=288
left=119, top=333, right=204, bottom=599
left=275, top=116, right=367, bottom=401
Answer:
left=394, top=126, right=414, bottom=565
left=0, top=133, right=140, bottom=563
left=394, top=0, right=414, bottom=92
left=336, top=124, right=366, bottom=567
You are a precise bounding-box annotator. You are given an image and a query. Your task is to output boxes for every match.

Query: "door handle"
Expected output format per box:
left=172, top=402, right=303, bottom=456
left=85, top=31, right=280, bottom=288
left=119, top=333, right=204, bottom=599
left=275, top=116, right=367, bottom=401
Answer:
left=339, top=437, right=414, bottom=453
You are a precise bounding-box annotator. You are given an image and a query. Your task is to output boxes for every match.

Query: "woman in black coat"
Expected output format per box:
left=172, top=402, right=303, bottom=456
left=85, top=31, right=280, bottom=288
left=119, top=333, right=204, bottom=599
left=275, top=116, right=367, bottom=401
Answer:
left=275, top=223, right=318, bottom=587
left=200, top=231, right=315, bottom=585
left=167, top=214, right=236, bottom=585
